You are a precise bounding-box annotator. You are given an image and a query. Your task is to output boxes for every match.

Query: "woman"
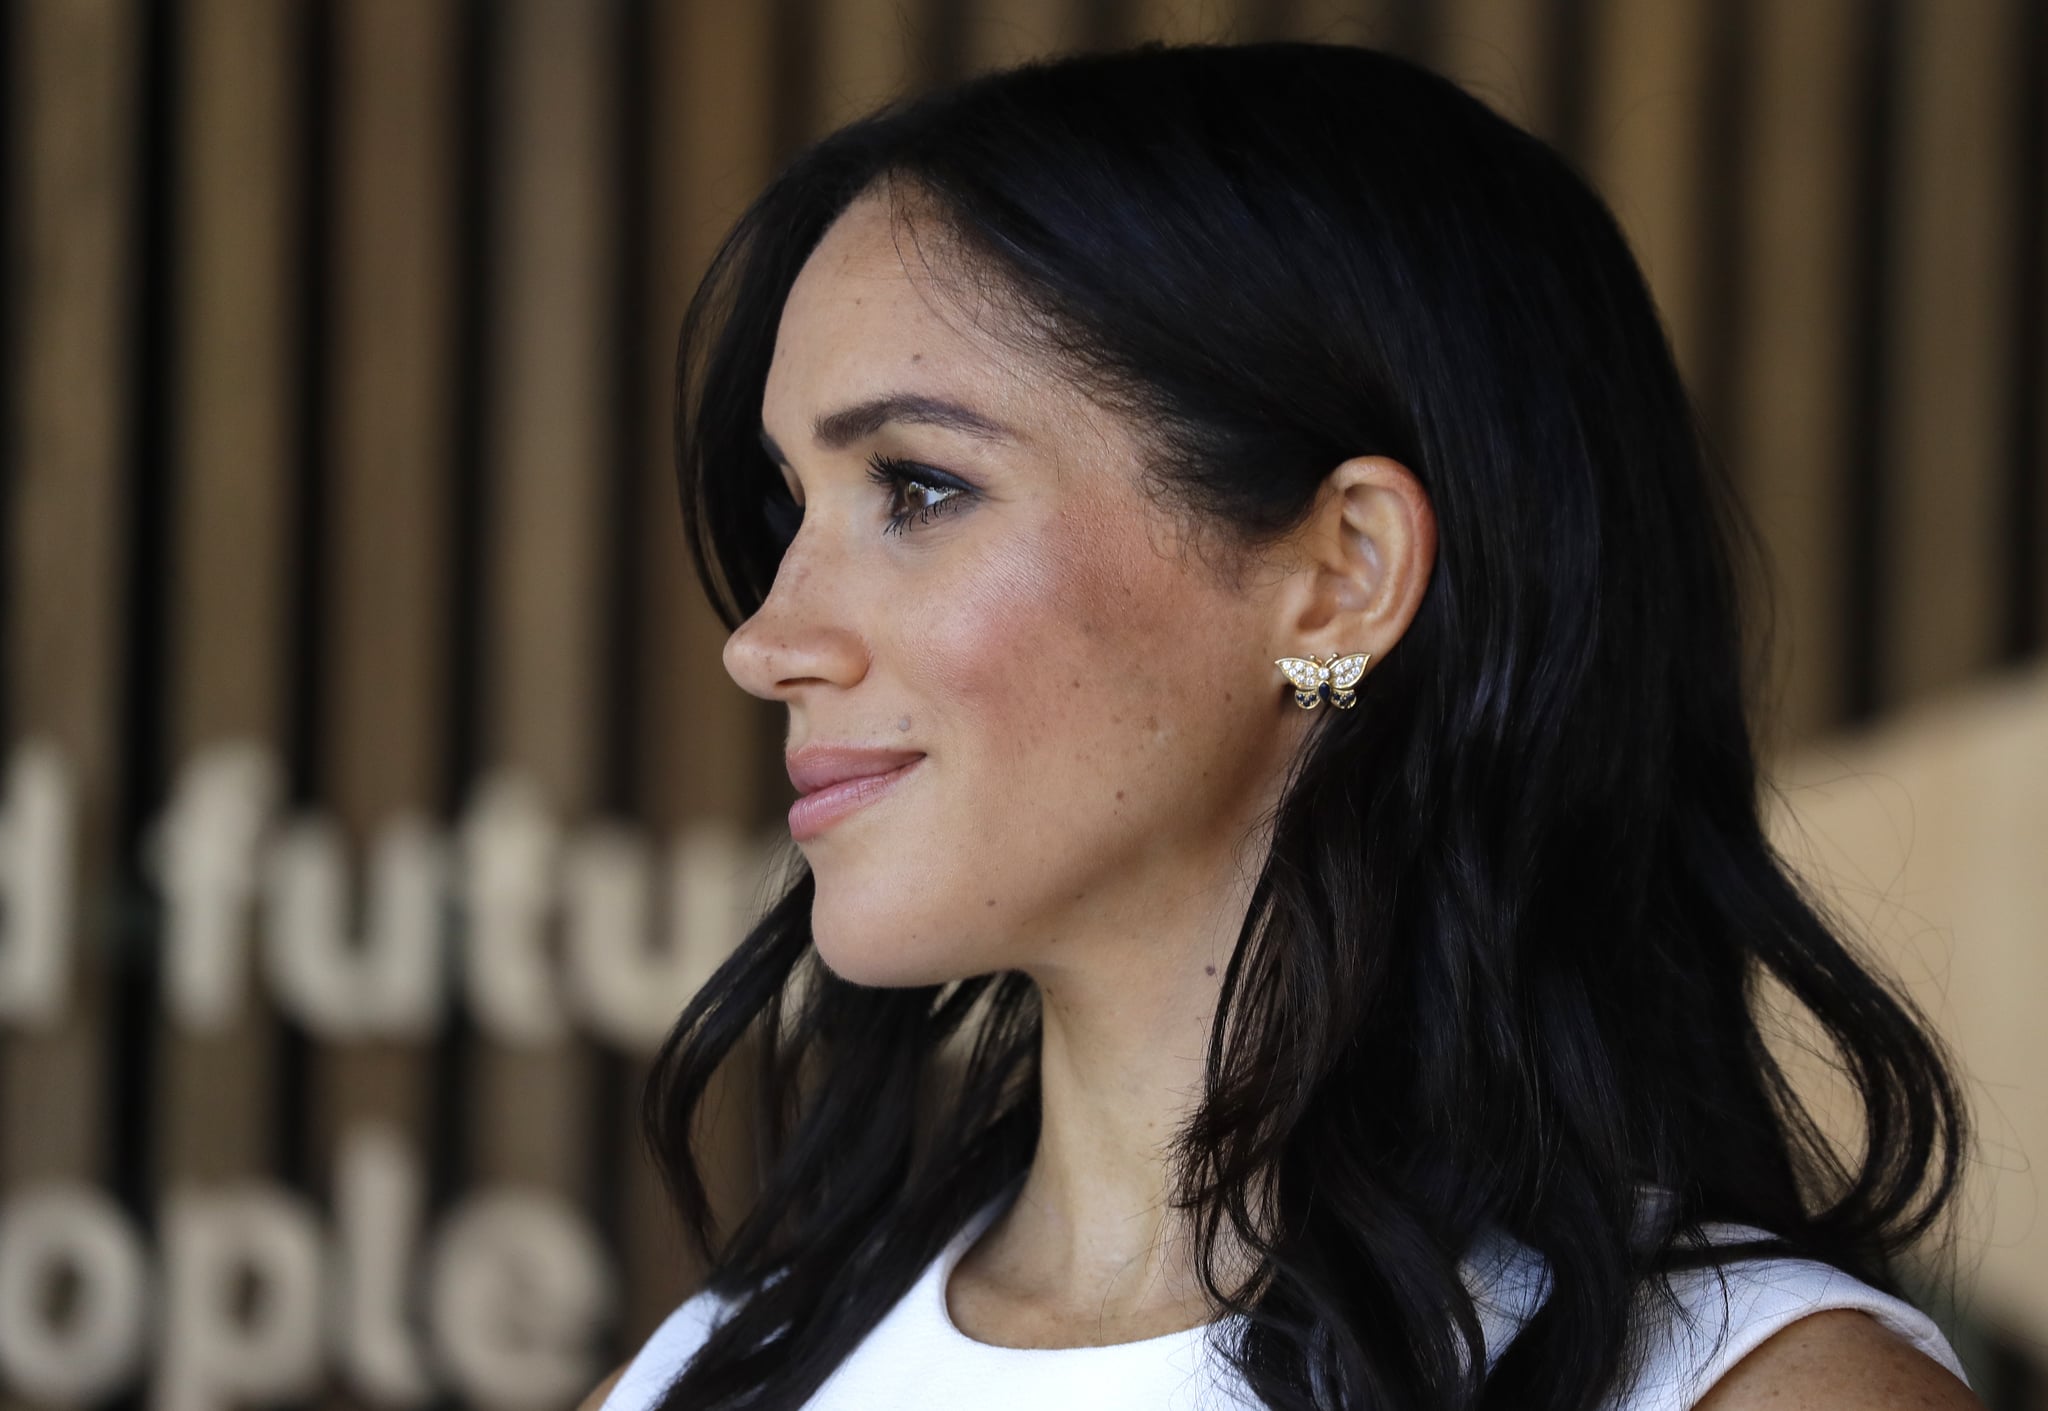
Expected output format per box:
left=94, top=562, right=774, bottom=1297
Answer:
left=591, top=40, right=1977, bottom=1411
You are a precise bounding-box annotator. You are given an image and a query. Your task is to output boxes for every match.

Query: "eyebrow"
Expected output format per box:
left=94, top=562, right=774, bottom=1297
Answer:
left=758, top=392, right=1018, bottom=467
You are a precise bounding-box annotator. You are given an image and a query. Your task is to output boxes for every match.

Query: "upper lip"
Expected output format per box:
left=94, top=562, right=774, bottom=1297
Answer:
left=785, top=745, right=925, bottom=796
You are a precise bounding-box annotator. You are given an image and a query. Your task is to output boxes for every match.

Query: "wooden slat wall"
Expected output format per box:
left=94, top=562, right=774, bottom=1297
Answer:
left=313, top=0, right=457, bottom=1299
left=2034, top=0, right=2048, bottom=666
left=964, top=0, right=1087, bottom=70
left=0, top=4, right=133, bottom=1410
left=619, top=0, right=782, bottom=1348
left=472, top=0, right=607, bottom=1237
left=1730, top=0, right=1861, bottom=747
left=1885, top=0, right=2023, bottom=707
left=1581, top=0, right=1712, bottom=390
left=1278, top=0, right=1410, bottom=51
left=640, top=1, right=777, bottom=876
left=813, top=0, right=922, bottom=136
left=1432, top=0, right=1551, bottom=138
left=2030, top=0, right=2048, bottom=669
left=155, top=0, right=298, bottom=1196
left=1127, top=0, right=1248, bottom=45
left=0, top=0, right=2042, bottom=1405
left=1, top=0, right=132, bottom=1199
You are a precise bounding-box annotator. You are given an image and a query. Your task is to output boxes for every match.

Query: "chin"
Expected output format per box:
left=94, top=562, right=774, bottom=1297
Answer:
left=808, top=897, right=991, bottom=990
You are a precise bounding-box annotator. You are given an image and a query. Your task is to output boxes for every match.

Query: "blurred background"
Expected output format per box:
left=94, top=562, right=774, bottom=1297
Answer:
left=0, top=0, right=2041, bottom=1408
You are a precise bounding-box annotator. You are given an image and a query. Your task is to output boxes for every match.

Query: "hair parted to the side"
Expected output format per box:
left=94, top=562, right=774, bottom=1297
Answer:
left=641, top=40, right=1967, bottom=1411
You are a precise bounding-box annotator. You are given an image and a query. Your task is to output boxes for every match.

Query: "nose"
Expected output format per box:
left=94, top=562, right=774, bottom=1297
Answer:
left=720, top=534, right=869, bottom=702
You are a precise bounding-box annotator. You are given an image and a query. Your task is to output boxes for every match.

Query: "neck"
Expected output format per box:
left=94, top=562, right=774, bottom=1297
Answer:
left=958, top=855, right=1264, bottom=1332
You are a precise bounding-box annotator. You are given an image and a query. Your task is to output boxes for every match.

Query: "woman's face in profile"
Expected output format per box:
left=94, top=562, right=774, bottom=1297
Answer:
left=724, top=188, right=1304, bottom=988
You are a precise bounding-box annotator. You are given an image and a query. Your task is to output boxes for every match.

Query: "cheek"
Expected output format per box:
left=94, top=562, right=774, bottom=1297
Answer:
left=816, top=501, right=1271, bottom=985
left=910, top=506, right=1207, bottom=789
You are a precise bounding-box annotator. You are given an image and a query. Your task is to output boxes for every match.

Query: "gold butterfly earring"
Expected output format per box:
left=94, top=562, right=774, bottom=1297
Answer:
left=1275, top=651, right=1372, bottom=710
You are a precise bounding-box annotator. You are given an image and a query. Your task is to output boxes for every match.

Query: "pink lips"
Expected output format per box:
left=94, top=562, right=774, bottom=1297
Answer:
left=785, top=746, right=925, bottom=842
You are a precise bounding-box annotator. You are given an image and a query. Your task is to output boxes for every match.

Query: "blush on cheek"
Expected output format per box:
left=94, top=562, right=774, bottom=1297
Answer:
left=950, top=504, right=1154, bottom=682
left=911, top=550, right=1069, bottom=772
left=906, top=488, right=1209, bottom=818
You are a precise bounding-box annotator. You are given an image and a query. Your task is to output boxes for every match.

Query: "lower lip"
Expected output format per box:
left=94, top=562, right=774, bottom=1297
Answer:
left=788, top=758, right=923, bottom=841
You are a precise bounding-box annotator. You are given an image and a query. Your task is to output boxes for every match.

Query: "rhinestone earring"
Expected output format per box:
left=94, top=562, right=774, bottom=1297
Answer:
left=1275, top=651, right=1371, bottom=710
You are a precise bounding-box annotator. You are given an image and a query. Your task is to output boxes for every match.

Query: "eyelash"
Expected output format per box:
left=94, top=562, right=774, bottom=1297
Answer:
left=760, top=454, right=971, bottom=545
left=864, top=453, right=969, bottom=536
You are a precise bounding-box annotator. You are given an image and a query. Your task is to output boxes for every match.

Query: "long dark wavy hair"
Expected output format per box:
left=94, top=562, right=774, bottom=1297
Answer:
left=641, top=40, right=1966, bottom=1411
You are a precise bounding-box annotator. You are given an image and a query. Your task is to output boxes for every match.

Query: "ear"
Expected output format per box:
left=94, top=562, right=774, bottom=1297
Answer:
left=1272, top=456, right=1436, bottom=666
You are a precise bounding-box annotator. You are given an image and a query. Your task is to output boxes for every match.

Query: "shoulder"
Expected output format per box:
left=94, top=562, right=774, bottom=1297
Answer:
left=1472, top=1224, right=1977, bottom=1411
left=1692, top=1308, right=1979, bottom=1411
left=1617, top=1232, right=1974, bottom=1411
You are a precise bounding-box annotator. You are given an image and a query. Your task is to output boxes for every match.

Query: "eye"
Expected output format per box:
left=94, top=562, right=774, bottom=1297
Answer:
left=865, top=453, right=970, bottom=535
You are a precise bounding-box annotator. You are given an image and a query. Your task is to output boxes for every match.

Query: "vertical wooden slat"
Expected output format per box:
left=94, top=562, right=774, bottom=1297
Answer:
left=0, top=0, right=134, bottom=1191
left=1882, top=0, right=2021, bottom=706
left=1729, top=0, right=1861, bottom=749
left=643, top=0, right=780, bottom=873
left=1836, top=2, right=1897, bottom=727
left=963, top=0, right=1088, bottom=72
left=1579, top=0, right=1712, bottom=389
left=472, top=0, right=608, bottom=1212
left=626, top=0, right=781, bottom=1343
left=1278, top=0, right=1407, bottom=49
left=315, top=0, right=458, bottom=1207
left=155, top=0, right=298, bottom=1197
left=1125, top=0, right=1251, bottom=44
left=0, top=9, right=134, bottom=1404
left=810, top=0, right=919, bottom=138
left=1431, top=0, right=1550, bottom=136
left=2035, top=16, right=2048, bottom=661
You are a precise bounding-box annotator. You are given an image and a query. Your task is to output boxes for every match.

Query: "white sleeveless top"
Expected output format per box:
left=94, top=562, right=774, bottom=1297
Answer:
left=603, top=1192, right=1967, bottom=1411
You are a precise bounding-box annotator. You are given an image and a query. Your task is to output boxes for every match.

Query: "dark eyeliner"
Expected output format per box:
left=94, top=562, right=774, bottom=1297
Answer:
left=865, top=452, right=971, bottom=535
